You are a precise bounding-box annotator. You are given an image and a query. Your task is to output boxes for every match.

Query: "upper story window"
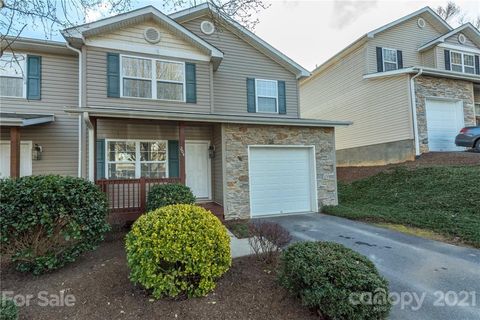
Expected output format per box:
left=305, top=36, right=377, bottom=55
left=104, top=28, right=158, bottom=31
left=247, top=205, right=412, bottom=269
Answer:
left=0, top=53, right=26, bottom=98
left=120, top=55, right=185, bottom=102
left=450, top=51, right=475, bottom=74
left=382, top=48, right=398, bottom=72
left=256, top=79, right=278, bottom=113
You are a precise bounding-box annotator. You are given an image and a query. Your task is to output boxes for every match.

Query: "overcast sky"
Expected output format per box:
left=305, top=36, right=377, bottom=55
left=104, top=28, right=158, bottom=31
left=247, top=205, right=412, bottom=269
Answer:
left=21, top=0, right=480, bottom=71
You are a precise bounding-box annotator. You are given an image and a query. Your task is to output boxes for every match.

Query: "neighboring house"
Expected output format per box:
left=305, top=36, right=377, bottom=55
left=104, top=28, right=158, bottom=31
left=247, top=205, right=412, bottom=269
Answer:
left=300, top=7, right=480, bottom=166
left=0, top=4, right=350, bottom=221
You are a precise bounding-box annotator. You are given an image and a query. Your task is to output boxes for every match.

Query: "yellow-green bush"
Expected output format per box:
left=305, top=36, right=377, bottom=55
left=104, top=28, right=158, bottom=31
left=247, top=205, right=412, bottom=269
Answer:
left=125, top=204, right=231, bottom=298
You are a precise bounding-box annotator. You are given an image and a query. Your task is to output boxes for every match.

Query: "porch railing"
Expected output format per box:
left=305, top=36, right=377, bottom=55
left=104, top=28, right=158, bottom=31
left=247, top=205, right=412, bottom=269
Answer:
left=96, top=177, right=181, bottom=221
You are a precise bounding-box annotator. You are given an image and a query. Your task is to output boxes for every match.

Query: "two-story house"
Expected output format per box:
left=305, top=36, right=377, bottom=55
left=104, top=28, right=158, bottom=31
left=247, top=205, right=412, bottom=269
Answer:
left=0, top=4, right=350, bottom=221
left=300, top=7, right=480, bottom=166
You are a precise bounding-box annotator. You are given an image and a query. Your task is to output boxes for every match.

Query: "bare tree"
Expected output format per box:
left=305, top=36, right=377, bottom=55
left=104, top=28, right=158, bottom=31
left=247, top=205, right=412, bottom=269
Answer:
left=436, top=1, right=480, bottom=29
left=0, top=0, right=268, bottom=59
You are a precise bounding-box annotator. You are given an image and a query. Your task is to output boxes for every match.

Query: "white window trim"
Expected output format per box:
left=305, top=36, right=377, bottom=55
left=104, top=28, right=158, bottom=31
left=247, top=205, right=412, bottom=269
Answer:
left=450, top=50, right=475, bottom=74
left=255, top=79, right=278, bottom=114
left=0, top=53, right=27, bottom=99
left=105, top=139, right=169, bottom=179
left=382, top=47, right=398, bottom=71
left=119, top=54, right=186, bottom=102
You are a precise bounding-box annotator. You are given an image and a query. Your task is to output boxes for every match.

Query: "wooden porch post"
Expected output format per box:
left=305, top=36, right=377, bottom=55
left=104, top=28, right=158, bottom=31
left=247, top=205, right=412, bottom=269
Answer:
left=91, top=117, right=97, bottom=181
left=179, top=122, right=186, bottom=184
left=10, top=127, right=20, bottom=178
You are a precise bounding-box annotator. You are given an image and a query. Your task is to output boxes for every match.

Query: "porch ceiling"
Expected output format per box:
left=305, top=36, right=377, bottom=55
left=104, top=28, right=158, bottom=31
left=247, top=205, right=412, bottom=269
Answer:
left=0, top=113, right=55, bottom=127
left=64, top=106, right=352, bottom=128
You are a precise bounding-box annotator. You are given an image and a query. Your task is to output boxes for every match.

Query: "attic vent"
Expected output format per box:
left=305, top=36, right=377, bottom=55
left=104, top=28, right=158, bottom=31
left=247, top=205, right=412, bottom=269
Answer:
left=144, top=27, right=161, bottom=44
left=458, top=33, right=466, bottom=44
left=417, top=18, right=426, bottom=29
left=200, top=20, right=215, bottom=35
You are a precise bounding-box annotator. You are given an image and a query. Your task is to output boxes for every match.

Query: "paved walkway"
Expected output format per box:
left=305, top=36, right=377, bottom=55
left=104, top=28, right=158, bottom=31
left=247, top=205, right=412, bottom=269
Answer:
left=263, top=213, right=480, bottom=320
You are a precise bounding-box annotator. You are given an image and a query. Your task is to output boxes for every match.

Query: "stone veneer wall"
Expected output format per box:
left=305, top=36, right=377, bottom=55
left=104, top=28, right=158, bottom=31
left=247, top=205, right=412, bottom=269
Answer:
left=222, top=124, right=337, bottom=220
left=415, top=76, right=475, bottom=153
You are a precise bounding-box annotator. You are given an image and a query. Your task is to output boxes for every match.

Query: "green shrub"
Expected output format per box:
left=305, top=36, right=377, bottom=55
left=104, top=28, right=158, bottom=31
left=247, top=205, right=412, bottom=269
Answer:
left=0, top=175, right=110, bottom=274
left=126, top=204, right=231, bottom=298
left=278, top=241, right=391, bottom=320
left=146, top=184, right=195, bottom=211
left=0, top=298, right=18, bottom=320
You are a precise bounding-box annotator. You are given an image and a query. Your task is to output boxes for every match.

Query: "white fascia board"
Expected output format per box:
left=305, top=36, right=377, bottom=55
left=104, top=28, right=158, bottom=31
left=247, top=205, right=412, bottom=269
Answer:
left=171, top=3, right=310, bottom=79
left=364, top=66, right=480, bottom=83
left=62, top=6, right=223, bottom=59
left=418, top=23, right=480, bottom=52
left=367, top=7, right=451, bottom=38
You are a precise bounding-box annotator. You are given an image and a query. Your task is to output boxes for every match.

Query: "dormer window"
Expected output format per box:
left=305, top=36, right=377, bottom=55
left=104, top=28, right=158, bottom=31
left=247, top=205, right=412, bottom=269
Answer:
left=382, top=48, right=398, bottom=71
left=450, top=51, right=475, bottom=74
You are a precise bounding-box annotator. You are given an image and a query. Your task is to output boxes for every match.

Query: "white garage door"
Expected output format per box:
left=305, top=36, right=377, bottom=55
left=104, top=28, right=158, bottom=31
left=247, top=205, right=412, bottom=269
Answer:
left=426, top=99, right=465, bottom=151
left=249, top=147, right=316, bottom=217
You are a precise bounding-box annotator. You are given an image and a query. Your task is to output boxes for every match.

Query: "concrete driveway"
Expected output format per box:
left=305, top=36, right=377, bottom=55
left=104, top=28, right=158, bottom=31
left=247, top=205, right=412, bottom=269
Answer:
left=263, top=213, right=480, bottom=320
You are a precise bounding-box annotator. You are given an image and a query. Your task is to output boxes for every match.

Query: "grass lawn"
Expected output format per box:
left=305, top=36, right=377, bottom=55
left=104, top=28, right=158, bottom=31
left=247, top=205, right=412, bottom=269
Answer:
left=323, top=166, right=480, bottom=247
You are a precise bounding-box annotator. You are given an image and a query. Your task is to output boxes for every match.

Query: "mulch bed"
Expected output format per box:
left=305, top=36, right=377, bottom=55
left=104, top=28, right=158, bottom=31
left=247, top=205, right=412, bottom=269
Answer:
left=337, top=151, right=480, bottom=183
left=1, top=233, right=318, bottom=320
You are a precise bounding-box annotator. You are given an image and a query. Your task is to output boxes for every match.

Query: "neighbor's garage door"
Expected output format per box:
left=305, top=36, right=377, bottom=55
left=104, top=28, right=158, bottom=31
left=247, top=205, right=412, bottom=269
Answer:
left=249, top=147, right=315, bottom=217
left=426, top=99, right=465, bottom=151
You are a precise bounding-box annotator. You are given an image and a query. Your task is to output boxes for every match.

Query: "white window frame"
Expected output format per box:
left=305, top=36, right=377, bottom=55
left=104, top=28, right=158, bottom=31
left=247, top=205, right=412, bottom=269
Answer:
left=450, top=50, right=475, bottom=74
left=382, top=48, right=398, bottom=71
left=255, top=79, right=278, bottom=114
left=0, top=53, right=27, bottom=99
left=105, top=139, right=169, bottom=179
left=119, top=54, right=186, bottom=102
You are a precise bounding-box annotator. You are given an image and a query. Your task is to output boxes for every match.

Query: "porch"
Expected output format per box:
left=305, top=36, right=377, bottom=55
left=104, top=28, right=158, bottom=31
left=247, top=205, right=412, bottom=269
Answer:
left=88, top=116, right=224, bottom=223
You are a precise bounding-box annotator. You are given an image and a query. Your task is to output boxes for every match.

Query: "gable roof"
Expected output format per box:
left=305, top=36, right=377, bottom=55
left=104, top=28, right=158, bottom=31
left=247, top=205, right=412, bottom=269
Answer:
left=418, top=23, right=480, bottom=52
left=170, top=3, right=310, bottom=79
left=61, top=6, right=223, bottom=66
left=367, top=6, right=451, bottom=38
left=304, top=6, right=451, bottom=83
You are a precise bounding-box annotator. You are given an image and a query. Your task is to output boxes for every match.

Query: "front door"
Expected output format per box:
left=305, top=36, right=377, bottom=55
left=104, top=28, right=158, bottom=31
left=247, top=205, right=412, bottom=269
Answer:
left=185, top=141, right=211, bottom=200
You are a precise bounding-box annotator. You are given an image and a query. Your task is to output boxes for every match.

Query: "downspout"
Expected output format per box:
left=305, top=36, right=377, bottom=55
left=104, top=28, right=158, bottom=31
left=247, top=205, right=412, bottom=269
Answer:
left=83, top=112, right=95, bottom=182
left=410, top=68, right=422, bottom=156
left=65, top=41, right=83, bottom=177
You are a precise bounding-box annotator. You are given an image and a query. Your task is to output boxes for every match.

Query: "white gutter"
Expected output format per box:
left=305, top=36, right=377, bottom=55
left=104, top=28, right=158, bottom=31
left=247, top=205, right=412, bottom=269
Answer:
left=410, top=68, right=423, bottom=156
left=65, top=42, right=83, bottom=178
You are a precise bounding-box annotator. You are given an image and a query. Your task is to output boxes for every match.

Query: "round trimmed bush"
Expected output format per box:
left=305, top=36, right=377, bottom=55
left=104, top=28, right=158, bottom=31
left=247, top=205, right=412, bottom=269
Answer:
left=0, top=298, right=18, bottom=320
left=146, top=184, right=195, bottom=211
left=0, top=175, right=110, bottom=274
left=278, top=241, right=391, bottom=320
left=126, top=204, right=231, bottom=298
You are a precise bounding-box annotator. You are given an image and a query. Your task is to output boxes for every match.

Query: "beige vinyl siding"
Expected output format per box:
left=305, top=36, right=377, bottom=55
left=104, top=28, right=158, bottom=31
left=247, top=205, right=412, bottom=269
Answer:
left=0, top=51, right=79, bottom=176
left=421, top=48, right=436, bottom=68
left=85, top=46, right=211, bottom=112
left=367, top=16, right=443, bottom=73
left=445, top=33, right=478, bottom=49
left=211, top=124, right=223, bottom=204
left=87, top=20, right=205, bottom=56
left=300, top=45, right=413, bottom=150
left=181, top=18, right=300, bottom=117
left=96, top=118, right=212, bottom=141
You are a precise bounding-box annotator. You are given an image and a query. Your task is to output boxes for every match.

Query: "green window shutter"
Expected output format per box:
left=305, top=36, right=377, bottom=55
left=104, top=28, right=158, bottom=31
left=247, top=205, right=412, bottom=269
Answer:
left=397, top=50, right=403, bottom=69
left=107, top=53, right=120, bottom=98
left=247, top=78, right=256, bottom=113
left=277, top=80, right=286, bottom=114
left=444, top=50, right=451, bottom=70
left=185, top=63, right=197, bottom=103
left=27, top=55, right=41, bottom=100
left=168, top=140, right=179, bottom=178
left=376, top=47, right=383, bottom=72
left=96, top=139, right=106, bottom=180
